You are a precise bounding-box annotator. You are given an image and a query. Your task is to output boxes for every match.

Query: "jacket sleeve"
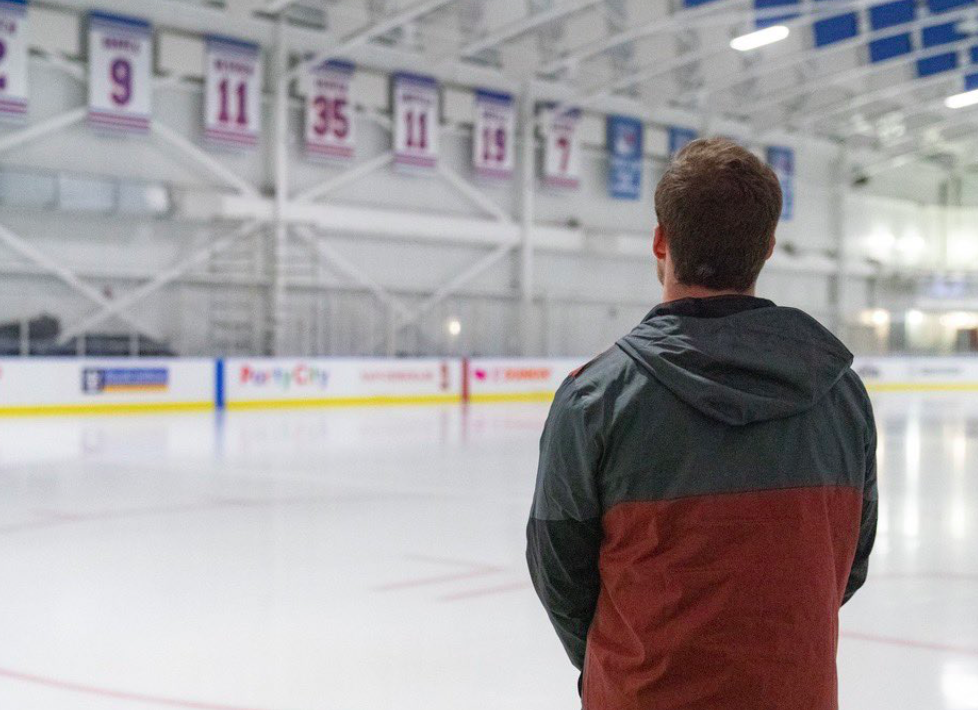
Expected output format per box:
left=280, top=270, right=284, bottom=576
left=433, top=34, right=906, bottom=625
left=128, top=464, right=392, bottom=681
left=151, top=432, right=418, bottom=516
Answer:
left=843, top=395, right=878, bottom=605
left=526, top=377, right=604, bottom=671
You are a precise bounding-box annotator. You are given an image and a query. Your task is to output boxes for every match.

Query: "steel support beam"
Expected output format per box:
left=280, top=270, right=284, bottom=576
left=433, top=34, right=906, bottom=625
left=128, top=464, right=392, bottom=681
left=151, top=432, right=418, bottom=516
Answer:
left=519, top=84, right=536, bottom=356
left=0, top=108, right=87, bottom=157
left=0, top=222, right=159, bottom=339
left=270, top=15, right=291, bottom=356
left=56, top=222, right=262, bottom=345
left=289, top=0, right=460, bottom=80
left=457, top=0, right=603, bottom=58
left=293, top=154, right=394, bottom=203
left=152, top=122, right=261, bottom=197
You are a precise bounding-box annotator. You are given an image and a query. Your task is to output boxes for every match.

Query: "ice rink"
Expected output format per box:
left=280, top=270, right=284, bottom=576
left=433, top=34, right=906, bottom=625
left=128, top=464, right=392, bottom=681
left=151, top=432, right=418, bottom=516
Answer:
left=0, top=393, right=976, bottom=710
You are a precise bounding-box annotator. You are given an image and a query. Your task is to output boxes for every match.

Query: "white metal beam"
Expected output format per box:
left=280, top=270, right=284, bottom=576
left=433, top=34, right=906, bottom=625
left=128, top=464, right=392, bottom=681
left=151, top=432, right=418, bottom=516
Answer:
left=289, top=0, right=460, bottom=80
left=0, top=108, right=87, bottom=157
left=57, top=222, right=263, bottom=345
left=457, top=0, right=603, bottom=58
left=537, top=0, right=747, bottom=75
left=151, top=122, right=261, bottom=197
left=732, top=31, right=978, bottom=120
left=436, top=164, right=511, bottom=222
left=292, top=226, right=412, bottom=318
left=293, top=154, right=394, bottom=203
left=0, top=222, right=160, bottom=339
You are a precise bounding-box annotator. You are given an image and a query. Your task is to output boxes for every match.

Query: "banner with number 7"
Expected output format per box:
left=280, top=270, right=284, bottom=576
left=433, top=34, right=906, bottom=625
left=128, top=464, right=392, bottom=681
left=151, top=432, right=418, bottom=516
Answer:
left=87, top=12, right=152, bottom=134
left=542, top=104, right=581, bottom=191
left=204, top=36, right=261, bottom=151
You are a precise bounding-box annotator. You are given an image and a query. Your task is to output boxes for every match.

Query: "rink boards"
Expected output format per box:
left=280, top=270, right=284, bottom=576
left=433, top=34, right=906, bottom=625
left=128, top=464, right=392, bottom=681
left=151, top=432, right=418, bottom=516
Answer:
left=0, top=355, right=977, bottom=414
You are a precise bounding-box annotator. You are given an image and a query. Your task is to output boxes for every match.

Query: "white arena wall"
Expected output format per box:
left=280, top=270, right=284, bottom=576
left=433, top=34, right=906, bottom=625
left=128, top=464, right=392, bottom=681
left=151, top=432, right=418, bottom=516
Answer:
left=1, top=2, right=973, bottom=360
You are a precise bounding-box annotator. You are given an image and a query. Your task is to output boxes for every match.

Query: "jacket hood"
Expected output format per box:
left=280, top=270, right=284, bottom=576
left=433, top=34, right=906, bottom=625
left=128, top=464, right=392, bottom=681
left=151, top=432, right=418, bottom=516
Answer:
left=617, top=297, right=854, bottom=426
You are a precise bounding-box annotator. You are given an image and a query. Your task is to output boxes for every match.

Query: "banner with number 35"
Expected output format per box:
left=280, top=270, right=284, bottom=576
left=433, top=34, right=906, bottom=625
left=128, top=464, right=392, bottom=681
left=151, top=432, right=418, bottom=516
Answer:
left=305, top=60, right=355, bottom=163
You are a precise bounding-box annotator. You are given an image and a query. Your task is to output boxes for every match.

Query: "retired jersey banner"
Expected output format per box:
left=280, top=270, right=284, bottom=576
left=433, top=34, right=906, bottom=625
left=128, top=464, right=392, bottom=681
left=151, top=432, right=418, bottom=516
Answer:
left=473, top=89, right=515, bottom=181
left=393, top=72, right=439, bottom=172
left=304, top=60, right=355, bottom=162
left=204, top=36, right=261, bottom=150
left=767, top=145, right=795, bottom=221
left=87, top=12, right=152, bottom=133
left=0, top=0, right=28, bottom=122
left=542, top=104, right=581, bottom=190
left=607, top=115, right=643, bottom=200
left=668, top=125, right=697, bottom=157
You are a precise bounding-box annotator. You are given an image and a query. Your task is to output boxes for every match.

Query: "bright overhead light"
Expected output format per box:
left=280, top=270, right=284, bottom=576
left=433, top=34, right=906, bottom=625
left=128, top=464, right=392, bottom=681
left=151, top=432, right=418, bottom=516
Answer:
left=730, top=25, right=790, bottom=52
left=945, top=88, right=978, bottom=109
left=906, top=310, right=925, bottom=326
left=447, top=318, right=462, bottom=337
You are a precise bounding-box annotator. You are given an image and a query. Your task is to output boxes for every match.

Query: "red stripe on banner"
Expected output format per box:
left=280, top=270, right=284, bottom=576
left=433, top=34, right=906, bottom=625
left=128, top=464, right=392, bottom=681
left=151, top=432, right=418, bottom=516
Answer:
left=396, top=155, right=437, bottom=168
left=0, top=99, right=28, bottom=110
left=306, top=144, right=354, bottom=158
left=205, top=129, right=258, bottom=146
left=476, top=167, right=513, bottom=180
left=544, top=176, right=579, bottom=189
left=88, top=111, right=151, bottom=129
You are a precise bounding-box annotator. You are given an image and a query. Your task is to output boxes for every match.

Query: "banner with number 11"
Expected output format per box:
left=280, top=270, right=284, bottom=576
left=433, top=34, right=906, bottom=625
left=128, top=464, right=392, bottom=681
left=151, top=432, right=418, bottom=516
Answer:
left=393, top=72, right=439, bottom=173
left=204, top=35, right=261, bottom=151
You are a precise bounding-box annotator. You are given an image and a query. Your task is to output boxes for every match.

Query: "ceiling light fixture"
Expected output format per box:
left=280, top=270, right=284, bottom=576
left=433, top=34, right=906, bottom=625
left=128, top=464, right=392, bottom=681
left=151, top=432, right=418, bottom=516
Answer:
left=945, top=88, right=978, bottom=109
left=730, top=25, right=790, bottom=52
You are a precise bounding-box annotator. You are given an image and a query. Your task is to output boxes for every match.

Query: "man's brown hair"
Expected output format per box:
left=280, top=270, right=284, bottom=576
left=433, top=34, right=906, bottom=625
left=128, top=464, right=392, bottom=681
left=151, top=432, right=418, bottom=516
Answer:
left=654, top=137, right=782, bottom=292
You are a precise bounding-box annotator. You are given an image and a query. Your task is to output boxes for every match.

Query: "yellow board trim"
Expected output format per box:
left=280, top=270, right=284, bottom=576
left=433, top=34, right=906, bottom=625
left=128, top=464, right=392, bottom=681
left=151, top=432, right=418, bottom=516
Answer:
left=0, top=401, right=214, bottom=417
left=226, top=394, right=461, bottom=410
left=468, top=392, right=557, bottom=403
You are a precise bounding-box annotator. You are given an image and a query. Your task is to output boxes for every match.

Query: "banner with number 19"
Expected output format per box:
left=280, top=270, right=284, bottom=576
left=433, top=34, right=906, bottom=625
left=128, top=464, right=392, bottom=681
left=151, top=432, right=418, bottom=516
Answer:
left=204, top=36, right=261, bottom=151
left=473, top=90, right=514, bottom=181
left=87, top=12, right=152, bottom=134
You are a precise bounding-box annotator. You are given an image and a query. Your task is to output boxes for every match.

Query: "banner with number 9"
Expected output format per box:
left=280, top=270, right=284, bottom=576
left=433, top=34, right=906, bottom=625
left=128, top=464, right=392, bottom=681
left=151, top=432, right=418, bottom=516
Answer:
left=542, top=104, right=581, bottom=191
left=304, top=60, right=355, bottom=163
left=204, top=36, right=262, bottom=151
left=87, top=12, right=152, bottom=134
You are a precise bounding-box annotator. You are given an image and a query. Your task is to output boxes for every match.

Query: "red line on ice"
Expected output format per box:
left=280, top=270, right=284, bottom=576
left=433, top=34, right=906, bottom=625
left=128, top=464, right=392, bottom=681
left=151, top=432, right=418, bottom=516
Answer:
left=841, top=631, right=978, bottom=657
left=439, top=581, right=532, bottom=602
left=0, top=667, right=282, bottom=710
left=375, top=567, right=500, bottom=591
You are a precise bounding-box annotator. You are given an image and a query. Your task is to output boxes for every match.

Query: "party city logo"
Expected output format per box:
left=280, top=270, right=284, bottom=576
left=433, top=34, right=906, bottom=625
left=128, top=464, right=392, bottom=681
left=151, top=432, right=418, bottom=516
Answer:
left=239, top=363, right=330, bottom=391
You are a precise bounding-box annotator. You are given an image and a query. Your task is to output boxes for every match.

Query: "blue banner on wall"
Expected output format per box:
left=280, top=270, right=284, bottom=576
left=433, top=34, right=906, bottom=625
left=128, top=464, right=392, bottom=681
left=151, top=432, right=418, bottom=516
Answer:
left=668, top=126, right=698, bottom=157
left=607, top=115, right=643, bottom=200
left=767, top=146, right=795, bottom=222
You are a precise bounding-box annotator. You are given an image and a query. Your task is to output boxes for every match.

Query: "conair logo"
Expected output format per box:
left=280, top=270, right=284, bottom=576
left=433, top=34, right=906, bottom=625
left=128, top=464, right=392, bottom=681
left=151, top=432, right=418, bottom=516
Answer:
left=474, top=366, right=552, bottom=382
left=239, top=364, right=330, bottom=391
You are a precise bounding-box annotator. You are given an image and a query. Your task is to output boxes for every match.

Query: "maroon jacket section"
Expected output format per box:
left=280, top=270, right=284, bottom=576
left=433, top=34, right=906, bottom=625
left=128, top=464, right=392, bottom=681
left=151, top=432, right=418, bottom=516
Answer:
left=584, top=486, right=864, bottom=710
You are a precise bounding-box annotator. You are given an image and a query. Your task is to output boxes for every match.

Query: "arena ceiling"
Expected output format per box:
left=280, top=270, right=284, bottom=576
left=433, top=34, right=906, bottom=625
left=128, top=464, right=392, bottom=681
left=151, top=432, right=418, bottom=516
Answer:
left=85, top=0, right=978, bottom=176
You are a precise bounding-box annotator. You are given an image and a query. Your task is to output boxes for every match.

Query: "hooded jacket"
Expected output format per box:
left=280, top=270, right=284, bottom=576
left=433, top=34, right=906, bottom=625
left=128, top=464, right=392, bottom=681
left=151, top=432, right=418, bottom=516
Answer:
left=527, top=296, right=877, bottom=710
